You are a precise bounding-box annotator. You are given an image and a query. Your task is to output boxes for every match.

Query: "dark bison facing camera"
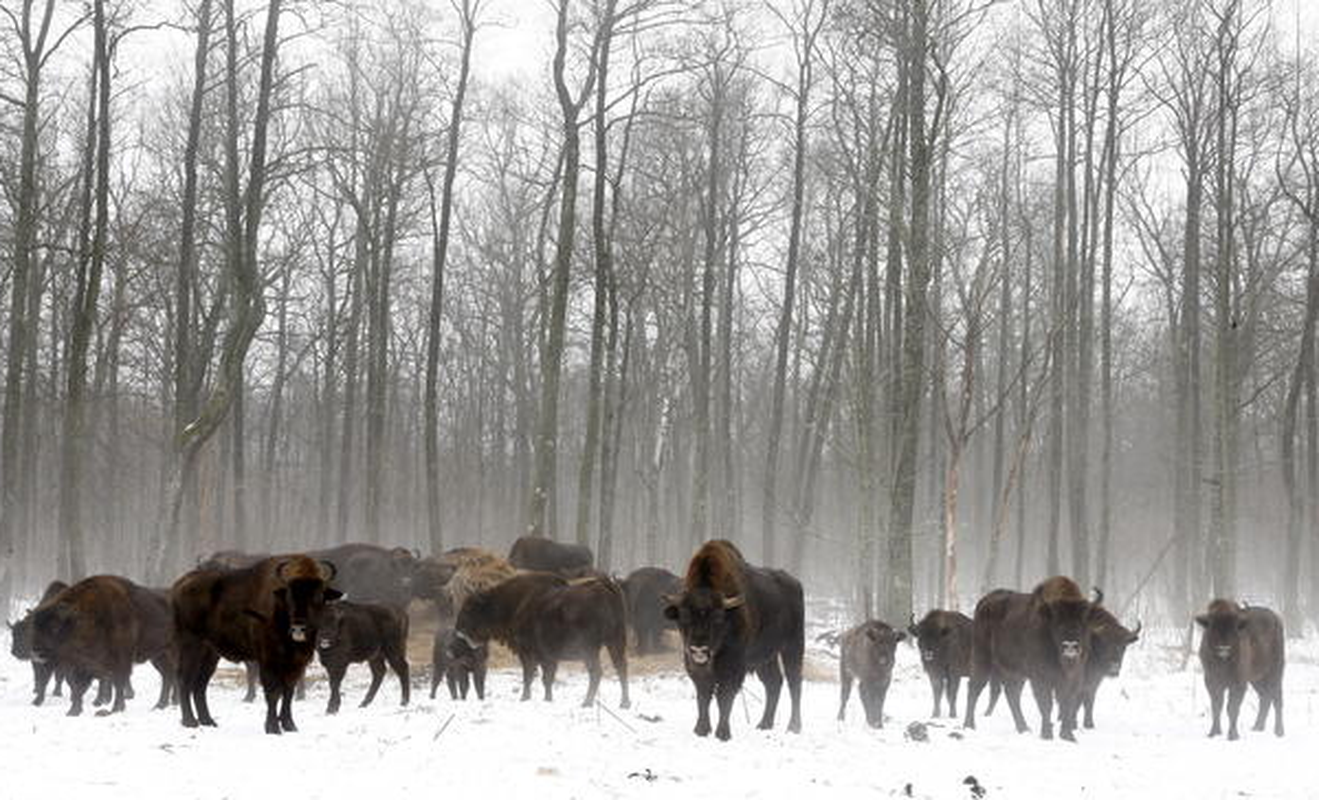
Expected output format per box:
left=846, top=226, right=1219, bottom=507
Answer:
left=1196, top=599, right=1284, bottom=740
left=316, top=601, right=410, bottom=714
left=455, top=571, right=630, bottom=708
left=431, top=627, right=487, bottom=700
left=622, top=567, right=683, bottom=655
left=837, top=620, right=904, bottom=728
left=9, top=579, right=70, bottom=705
left=1079, top=596, right=1140, bottom=729
left=663, top=540, right=804, bottom=741
left=507, top=536, right=594, bottom=578
left=27, top=575, right=174, bottom=716
left=908, top=609, right=973, bottom=718
left=172, top=555, right=341, bottom=734
left=964, top=576, right=1096, bottom=741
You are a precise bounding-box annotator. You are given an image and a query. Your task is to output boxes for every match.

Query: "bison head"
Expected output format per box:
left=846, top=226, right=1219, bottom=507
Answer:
left=270, top=559, right=342, bottom=643
left=448, top=629, right=488, bottom=670
left=1040, top=597, right=1093, bottom=674
left=1196, top=600, right=1244, bottom=662
left=316, top=603, right=347, bottom=652
left=29, top=603, right=76, bottom=664
left=1091, top=618, right=1141, bottom=677
left=8, top=614, right=34, bottom=660
left=909, top=611, right=955, bottom=666
left=662, top=588, right=744, bottom=670
left=411, top=557, right=458, bottom=603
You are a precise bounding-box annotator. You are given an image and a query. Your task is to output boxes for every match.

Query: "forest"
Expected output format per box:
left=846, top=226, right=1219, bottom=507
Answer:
left=0, top=0, right=1317, bottom=635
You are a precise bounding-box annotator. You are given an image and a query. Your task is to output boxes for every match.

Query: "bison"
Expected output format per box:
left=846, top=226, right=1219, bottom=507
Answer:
left=430, top=627, right=487, bottom=701
left=908, top=609, right=973, bottom=718
left=507, top=536, right=594, bottom=578
left=9, top=579, right=70, bottom=705
left=306, top=543, right=420, bottom=610
left=27, top=575, right=174, bottom=716
left=837, top=620, right=904, bottom=728
left=431, top=547, right=518, bottom=623
left=1078, top=596, right=1140, bottom=729
left=963, top=576, right=1096, bottom=741
left=1196, top=599, right=1284, bottom=739
left=663, top=540, right=804, bottom=741
left=455, top=571, right=630, bottom=708
left=315, top=600, right=410, bottom=714
left=621, top=566, right=683, bottom=655
left=172, top=555, right=341, bottom=734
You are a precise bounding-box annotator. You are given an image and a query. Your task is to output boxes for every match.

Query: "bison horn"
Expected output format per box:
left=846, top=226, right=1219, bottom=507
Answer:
left=274, top=559, right=293, bottom=584
left=722, top=594, right=744, bottom=610
left=318, top=560, right=338, bottom=582
left=1091, top=587, right=1104, bottom=606
left=1131, top=620, right=1143, bottom=636
left=456, top=630, right=479, bottom=648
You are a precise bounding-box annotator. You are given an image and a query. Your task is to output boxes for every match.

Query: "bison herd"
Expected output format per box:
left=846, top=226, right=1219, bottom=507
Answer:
left=5, top=537, right=1287, bottom=745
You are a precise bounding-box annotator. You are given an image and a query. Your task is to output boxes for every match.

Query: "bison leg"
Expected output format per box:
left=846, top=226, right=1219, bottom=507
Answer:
left=53, top=668, right=65, bottom=697
left=963, top=672, right=987, bottom=730
left=1206, top=680, right=1225, bottom=737
left=430, top=662, right=441, bottom=700
left=1030, top=682, right=1055, bottom=740
left=279, top=683, right=297, bottom=733
left=1270, top=682, right=1284, bottom=737
left=243, top=661, right=258, bottom=703
left=693, top=675, right=714, bottom=737
left=1082, top=687, right=1096, bottom=729
left=151, top=655, right=174, bottom=710
left=67, top=671, right=92, bottom=717
left=93, top=678, right=112, bottom=707
left=714, top=680, right=741, bottom=741
left=325, top=662, right=347, bottom=714
left=947, top=675, right=962, bottom=718
left=361, top=656, right=387, bottom=708
left=540, top=658, right=558, bottom=702
left=1226, top=682, right=1246, bottom=741
left=1250, top=683, right=1268, bottom=732
left=582, top=652, right=602, bottom=708
left=755, top=660, right=783, bottom=730
left=837, top=668, right=854, bottom=722
left=473, top=662, right=486, bottom=701
left=384, top=643, right=410, bottom=707
left=607, top=634, right=630, bottom=709
left=519, top=654, right=537, bottom=702
left=32, top=662, right=52, bottom=705
left=925, top=672, right=941, bottom=718
left=782, top=647, right=803, bottom=734
left=1003, top=680, right=1030, bottom=734
left=454, top=668, right=468, bottom=700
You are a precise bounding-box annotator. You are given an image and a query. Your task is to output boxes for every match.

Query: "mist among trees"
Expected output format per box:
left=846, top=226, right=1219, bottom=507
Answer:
left=1, top=0, right=1317, bottom=633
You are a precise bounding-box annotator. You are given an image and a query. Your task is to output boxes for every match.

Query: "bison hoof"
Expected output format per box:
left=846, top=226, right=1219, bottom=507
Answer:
left=756, top=720, right=773, bottom=730
left=694, top=720, right=711, bottom=737
left=620, top=699, right=631, bottom=710
left=32, top=697, right=43, bottom=707
left=1040, top=729, right=1053, bottom=741
left=265, top=722, right=282, bottom=735
left=281, top=720, right=297, bottom=733
left=837, top=711, right=845, bottom=722
left=788, top=719, right=802, bottom=734
left=1228, top=730, right=1239, bottom=741
left=67, top=707, right=82, bottom=717
left=715, top=725, right=732, bottom=741
left=1060, top=731, right=1076, bottom=743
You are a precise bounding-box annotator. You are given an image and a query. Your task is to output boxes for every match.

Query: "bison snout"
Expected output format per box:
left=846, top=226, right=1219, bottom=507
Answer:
left=921, top=649, right=935, bottom=663
left=1106, top=664, right=1122, bottom=678
left=1060, top=640, right=1082, bottom=660
left=317, top=637, right=334, bottom=650
left=290, top=624, right=309, bottom=643
left=687, top=645, right=711, bottom=665
left=1215, top=645, right=1232, bottom=660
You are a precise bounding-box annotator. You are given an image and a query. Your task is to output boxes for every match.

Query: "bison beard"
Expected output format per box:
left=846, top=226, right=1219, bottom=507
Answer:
left=1196, top=599, right=1285, bottom=740
left=663, top=540, right=804, bottom=741
left=171, top=556, right=341, bottom=734
left=963, top=576, right=1096, bottom=742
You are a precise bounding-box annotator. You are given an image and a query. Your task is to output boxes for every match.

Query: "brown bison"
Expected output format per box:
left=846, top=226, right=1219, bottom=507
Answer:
left=9, top=579, right=70, bottom=705
left=455, top=571, right=630, bottom=708
left=908, top=609, right=973, bottom=718
left=1196, top=599, right=1284, bottom=739
left=315, top=600, right=410, bottom=714
left=433, top=547, right=518, bottom=622
left=837, top=620, right=904, bottom=728
left=622, top=566, right=683, bottom=655
left=663, top=540, right=804, bottom=741
left=963, top=576, right=1096, bottom=741
left=508, top=536, right=594, bottom=577
left=172, top=555, right=341, bottom=734
left=27, top=575, right=174, bottom=716
left=430, top=627, right=487, bottom=700
left=1078, top=597, right=1140, bottom=729
left=307, top=543, right=420, bottom=610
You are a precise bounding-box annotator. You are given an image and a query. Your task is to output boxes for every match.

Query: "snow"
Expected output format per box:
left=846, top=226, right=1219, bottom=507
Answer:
left=3, top=606, right=1317, bottom=799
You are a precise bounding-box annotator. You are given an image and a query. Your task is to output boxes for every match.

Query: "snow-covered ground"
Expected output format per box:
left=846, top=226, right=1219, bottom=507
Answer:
left=3, top=605, right=1316, bottom=799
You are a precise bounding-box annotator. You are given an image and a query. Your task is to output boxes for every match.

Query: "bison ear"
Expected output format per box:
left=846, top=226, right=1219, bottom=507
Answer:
left=324, top=588, right=344, bottom=602
left=662, top=594, right=681, bottom=621
left=865, top=627, right=880, bottom=642
left=894, top=631, right=907, bottom=643
left=906, top=624, right=919, bottom=638
left=1194, top=614, right=1210, bottom=628
left=1129, top=620, right=1142, bottom=642
left=318, top=560, right=338, bottom=582
left=722, top=594, right=745, bottom=610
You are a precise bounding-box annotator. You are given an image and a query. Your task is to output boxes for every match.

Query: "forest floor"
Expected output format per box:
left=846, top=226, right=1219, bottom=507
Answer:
left=2, top=600, right=1317, bottom=799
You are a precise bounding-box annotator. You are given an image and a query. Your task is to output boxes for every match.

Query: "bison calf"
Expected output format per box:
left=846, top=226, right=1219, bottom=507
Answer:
left=837, top=620, right=904, bottom=728
left=1078, top=599, right=1140, bottom=729
left=316, top=601, right=410, bottom=714
left=908, top=610, right=972, bottom=718
left=430, top=628, right=487, bottom=701
left=1196, top=599, right=1284, bottom=740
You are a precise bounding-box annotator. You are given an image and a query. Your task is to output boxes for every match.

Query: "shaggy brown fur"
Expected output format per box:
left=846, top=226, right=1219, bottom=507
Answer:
left=1196, top=599, right=1284, bottom=739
